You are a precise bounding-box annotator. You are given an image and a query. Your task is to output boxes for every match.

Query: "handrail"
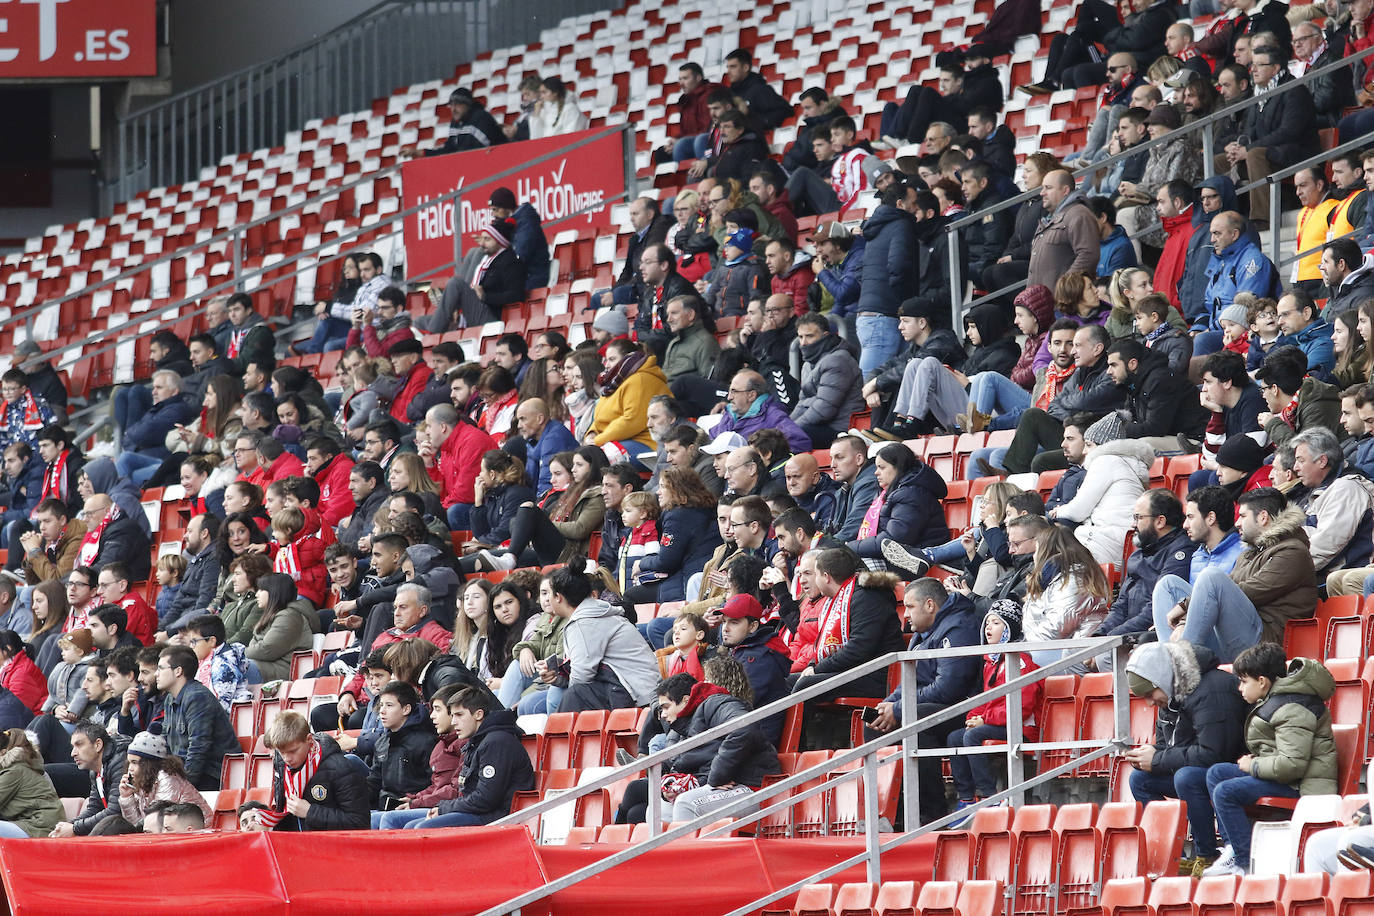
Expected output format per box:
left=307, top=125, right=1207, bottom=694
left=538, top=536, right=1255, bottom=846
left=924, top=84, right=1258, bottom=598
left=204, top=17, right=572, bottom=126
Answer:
left=476, top=634, right=1131, bottom=916
left=942, top=40, right=1374, bottom=322
left=33, top=125, right=633, bottom=379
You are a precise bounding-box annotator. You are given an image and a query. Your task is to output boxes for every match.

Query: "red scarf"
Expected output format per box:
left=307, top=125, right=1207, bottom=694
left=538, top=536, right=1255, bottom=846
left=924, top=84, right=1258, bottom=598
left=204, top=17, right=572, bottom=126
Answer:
left=77, top=505, right=117, bottom=568
left=199, top=407, right=215, bottom=442
left=1279, top=390, right=1301, bottom=430
left=1035, top=363, right=1076, bottom=411
left=1, top=392, right=45, bottom=436
left=228, top=327, right=248, bottom=359
left=815, top=575, right=858, bottom=662
left=258, top=736, right=322, bottom=829
left=40, top=449, right=70, bottom=509
left=479, top=389, right=517, bottom=437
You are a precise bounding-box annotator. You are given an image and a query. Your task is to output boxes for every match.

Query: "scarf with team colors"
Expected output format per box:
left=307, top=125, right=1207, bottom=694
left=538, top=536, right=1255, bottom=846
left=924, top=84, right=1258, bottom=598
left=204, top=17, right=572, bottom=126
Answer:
left=815, top=574, right=858, bottom=661
left=257, top=736, right=322, bottom=829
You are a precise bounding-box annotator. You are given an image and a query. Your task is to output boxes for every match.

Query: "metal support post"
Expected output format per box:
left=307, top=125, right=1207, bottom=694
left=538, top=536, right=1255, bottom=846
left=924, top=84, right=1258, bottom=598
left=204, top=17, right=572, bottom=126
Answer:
left=1005, top=649, right=1025, bottom=807
left=900, top=655, right=921, bottom=829
left=862, top=756, right=882, bottom=885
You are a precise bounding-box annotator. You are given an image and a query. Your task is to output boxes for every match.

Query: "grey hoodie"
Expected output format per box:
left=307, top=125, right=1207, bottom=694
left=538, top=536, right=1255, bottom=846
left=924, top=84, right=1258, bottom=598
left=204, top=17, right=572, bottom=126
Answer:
left=563, top=598, right=661, bottom=705
left=406, top=544, right=460, bottom=630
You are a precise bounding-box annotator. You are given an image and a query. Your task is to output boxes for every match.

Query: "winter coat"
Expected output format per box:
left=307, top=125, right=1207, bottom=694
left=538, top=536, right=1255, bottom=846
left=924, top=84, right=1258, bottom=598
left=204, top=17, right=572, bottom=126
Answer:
left=1, top=653, right=46, bottom=714
left=1155, top=208, right=1198, bottom=309
left=1298, top=469, right=1374, bottom=574
left=1002, top=197, right=1044, bottom=262
left=619, top=213, right=674, bottom=289
left=435, top=709, right=535, bottom=821
left=828, top=462, right=881, bottom=543
left=662, top=318, right=720, bottom=381
left=1023, top=564, right=1108, bottom=645
left=850, top=462, right=950, bottom=557
left=728, top=620, right=793, bottom=745
left=1046, top=360, right=1127, bottom=422
left=813, top=571, right=907, bottom=698
left=548, top=484, right=606, bottom=565
left=1244, top=70, right=1319, bottom=169
left=771, top=259, right=814, bottom=314
left=1147, top=327, right=1193, bottom=377
left=525, top=420, right=579, bottom=500
left=408, top=731, right=466, bottom=808
left=1227, top=505, right=1318, bottom=645
left=427, top=104, right=504, bottom=155
left=665, top=689, right=780, bottom=788
left=727, top=71, right=793, bottom=131
left=969, top=648, right=1044, bottom=741
left=816, top=237, right=866, bottom=318
left=529, top=97, right=589, bottom=138
left=246, top=598, right=317, bottom=682
left=0, top=747, right=62, bottom=836
left=792, top=334, right=864, bottom=433
left=1028, top=193, right=1100, bottom=292
left=709, top=131, right=770, bottom=184
left=909, top=212, right=965, bottom=320
left=857, top=205, right=917, bottom=318
left=1097, top=226, right=1138, bottom=277
left=1264, top=375, right=1340, bottom=450
left=708, top=254, right=768, bottom=317
left=561, top=597, right=661, bottom=705
left=121, top=394, right=196, bottom=456
left=1130, top=136, right=1203, bottom=248
left=220, top=589, right=264, bottom=647
left=884, top=592, right=981, bottom=721
left=784, top=99, right=846, bottom=172
left=118, top=768, right=213, bottom=829
left=1103, top=0, right=1178, bottom=62
left=1119, top=349, right=1209, bottom=439
left=22, top=517, right=86, bottom=586
left=1057, top=439, right=1152, bottom=566
left=428, top=419, right=496, bottom=508
left=590, top=355, right=671, bottom=449
left=1096, top=526, right=1195, bottom=636
left=162, top=679, right=240, bottom=789
left=635, top=272, right=700, bottom=354
left=42, top=657, right=88, bottom=714
left=471, top=482, right=536, bottom=547
left=1322, top=255, right=1374, bottom=321
left=510, top=202, right=552, bottom=291
left=269, top=733, right=370, bottom=830
left=1148, top=644, right=1250, bottom=776
left=71, top=733, right=131, bottom=835
left=964, top=187, right=1015, bottom=284
left=1244, top=658, right=1338, bottom=795
left=714, top=394, right=812, bottom=454
left=369, top=707, right=438, bottom=807
left=1199, top=238, right=1279, bottom=334
left=161, top=545, right=222, bottom=631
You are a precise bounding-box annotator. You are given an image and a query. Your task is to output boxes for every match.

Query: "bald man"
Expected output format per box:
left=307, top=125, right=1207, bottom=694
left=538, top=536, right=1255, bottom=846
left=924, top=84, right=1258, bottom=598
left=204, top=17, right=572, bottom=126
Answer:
left=1195, top=211, right=1278, bottom=357
left=1028, top=170, right=1100, bottom=292
left=712, top=369, right=812, bottom=454
left=784, top=454, right=839, bottom=530
left=514, top=397, right=578, bottom=499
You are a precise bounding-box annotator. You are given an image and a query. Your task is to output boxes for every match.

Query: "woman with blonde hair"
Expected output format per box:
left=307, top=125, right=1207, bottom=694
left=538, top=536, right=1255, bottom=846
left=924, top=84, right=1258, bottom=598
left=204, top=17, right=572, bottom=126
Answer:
left=0, top=728, right=61, bottom=837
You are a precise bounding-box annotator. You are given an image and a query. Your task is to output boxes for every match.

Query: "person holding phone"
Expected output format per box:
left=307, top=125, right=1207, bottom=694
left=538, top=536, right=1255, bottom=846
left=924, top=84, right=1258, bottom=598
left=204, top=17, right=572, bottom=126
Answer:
left=250, top=710, right=368, bottom=831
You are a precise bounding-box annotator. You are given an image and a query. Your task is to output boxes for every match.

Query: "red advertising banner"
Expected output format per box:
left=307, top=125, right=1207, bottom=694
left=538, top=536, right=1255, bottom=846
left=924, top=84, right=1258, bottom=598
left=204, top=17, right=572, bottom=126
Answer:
left=0, top=0, right=156, bottom=78
left=401, top=127, right=627, bottom=279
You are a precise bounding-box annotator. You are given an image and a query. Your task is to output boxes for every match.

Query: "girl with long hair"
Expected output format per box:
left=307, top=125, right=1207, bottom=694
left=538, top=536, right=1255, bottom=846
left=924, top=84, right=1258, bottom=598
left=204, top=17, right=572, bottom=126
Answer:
left=27, top=580, right=66, bottom=672
left=453, top=579, right=494, bottom=679
left=482, top=581, right=538, bottom=695
left=117, top=732, right=212, bottom=831
left=529, top=76, right=588, bottom=138
left=1333, top=308, right=1372, bottom=387
left=246, top=572, right=314, bottom=682
left=1022, top=526, right=1110, bottom=664
left=562, top=350, right=601, bottom=440
left=0, top=728, right=61, bottom=837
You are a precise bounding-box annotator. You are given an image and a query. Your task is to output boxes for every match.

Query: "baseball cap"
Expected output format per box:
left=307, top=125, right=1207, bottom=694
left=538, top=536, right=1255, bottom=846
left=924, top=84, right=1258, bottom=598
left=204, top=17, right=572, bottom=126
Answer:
left=701, top=430, right=747, bottom=455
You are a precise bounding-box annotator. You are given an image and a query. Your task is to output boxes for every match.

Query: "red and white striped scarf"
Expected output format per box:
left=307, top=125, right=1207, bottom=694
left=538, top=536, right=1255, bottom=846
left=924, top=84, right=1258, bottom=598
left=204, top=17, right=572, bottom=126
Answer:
left=1, top=392, right=46, bottom=436
left=815, top=575, right=858, bottom=662
left=258, top=736, right=322, bottom=829
left=77, top=504, right=118, bottom=568
left=38, top=449, right=69, bottom=515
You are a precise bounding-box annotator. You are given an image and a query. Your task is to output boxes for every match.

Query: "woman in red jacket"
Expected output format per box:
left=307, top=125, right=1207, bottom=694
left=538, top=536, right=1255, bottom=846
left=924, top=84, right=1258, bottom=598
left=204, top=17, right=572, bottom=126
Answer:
left=0, top=631, right=47, bottom=716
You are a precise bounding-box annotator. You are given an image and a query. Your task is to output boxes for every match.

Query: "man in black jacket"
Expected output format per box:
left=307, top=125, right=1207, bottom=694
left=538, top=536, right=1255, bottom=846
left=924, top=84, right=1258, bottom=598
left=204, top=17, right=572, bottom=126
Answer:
left=863, top=297, right=966, bottom=427
left=1105, top=340, right=1209, bottom=444
left=420, top=219, right=526, bottom=331
left=158, top=513, right=221, bottom=634
left=1320, top=236, right=1374, bottom=320
left=408, top=87, right=504, bottom=157
left=596, top=197, right=674, bottom=310
left=157, top=645, right=240, bottom=790
left=997, top=323, right=1127, bottom=474
left=1124, top=640, right=1250, bottom=875
left=906, top=189, right=966, bottom=323
left=597, top=464, right=639, bottom=572
left=255, top=711, right=369, bottom=831
left=49, top=723, right=130, bottom=836
left=724, top=48, right=793, bottom=132
left=961, top=162, right=1013, bottom=288
left=880, top=61, right=1003, bottom=147
left=706, top=111, right=769, bottom=184
left=634, top=244, right=697, bottom=360
left=339, top=460, right=388, bottom=555
left=1224, top=46, right=1318, bottom=230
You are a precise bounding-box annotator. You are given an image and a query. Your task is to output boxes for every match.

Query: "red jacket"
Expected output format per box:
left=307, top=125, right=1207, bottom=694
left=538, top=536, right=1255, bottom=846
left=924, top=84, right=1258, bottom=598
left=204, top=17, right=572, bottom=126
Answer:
left=409, top=731, right=467, bottom=807
left=1153, top=208, right=1196, bottom=309
left=390, top=361, right=433, bottom=425
left=428, top=421, right=495, bottom=508
left=312, top=453, right=356, bottom=528
left=2, top=653, right=47, bottom=714
left=263, top=450, right=305, bottom=485
left=342, top=620, right=453, bottom=699
left=771, top=263, right=816, bottom=317
left=787, top=594, right=825, bottom=673
left=273, top=532, right=328, bottom=607
left=119, top=593, right=157, bottom=646
left=301, top=506, right=336, bottom=549
left=347, top=323, right=416, bottom=358
left=764, top=192, right=799, bottom=243
left=677, top=81, right=718, bottom=137
left=970, top=653, right=1043, bottom=740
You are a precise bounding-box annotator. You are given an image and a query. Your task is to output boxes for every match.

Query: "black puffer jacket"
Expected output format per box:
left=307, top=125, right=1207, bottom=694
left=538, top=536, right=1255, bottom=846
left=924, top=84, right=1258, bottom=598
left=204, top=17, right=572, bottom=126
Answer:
left=961, top=304, right=1020, bottom=377
left=71, top=733, right=131, bottom=835
left=964, top=188, right=1015, bottom=284
left=1118, top=348, right=1209, bottom=439
left=1046, top=359, right=1127, bottom=422
left=369, top=707, right=439, bottom=807
left=1095, top=525, right=1195, bottom=636
left=858, top=205, right=918, bottom=318
left=1148, top=644, right=1251, bottom=775
left=850, top=462, right=950, bottom=557
left=812, top=571, right=907, bottom=697
left=666, top=687, right=780, bottom=788
left=472, top=482, right=536, bottom=547
left=435, top=708, right=535, bottom=822
left=270, top=733, right=370, bottom=830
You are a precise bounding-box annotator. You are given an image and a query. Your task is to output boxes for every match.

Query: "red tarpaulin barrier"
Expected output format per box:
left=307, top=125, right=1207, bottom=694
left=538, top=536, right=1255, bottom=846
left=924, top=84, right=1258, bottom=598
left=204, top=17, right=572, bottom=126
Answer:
left=0, top=830, right=933, bottom=915
left=400, top=128, right=628, bottom=279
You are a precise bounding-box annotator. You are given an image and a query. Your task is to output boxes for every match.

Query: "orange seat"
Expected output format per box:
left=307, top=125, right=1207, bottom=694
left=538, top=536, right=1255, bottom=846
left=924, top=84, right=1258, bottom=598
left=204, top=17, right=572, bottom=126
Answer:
left=874, top=881, right=919, bottom=916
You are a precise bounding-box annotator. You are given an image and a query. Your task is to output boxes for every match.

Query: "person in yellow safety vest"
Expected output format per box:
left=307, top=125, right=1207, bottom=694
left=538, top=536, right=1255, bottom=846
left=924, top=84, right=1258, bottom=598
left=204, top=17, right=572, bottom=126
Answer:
left=1292, top=166, right=1340, bottom=294
left=1327, top=152, right=1370, bottom=247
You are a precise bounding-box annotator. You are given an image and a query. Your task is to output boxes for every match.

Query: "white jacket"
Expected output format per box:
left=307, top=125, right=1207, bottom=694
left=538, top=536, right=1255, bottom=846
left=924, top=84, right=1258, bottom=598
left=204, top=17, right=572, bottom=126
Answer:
left=530, top=99, right=589, bottom=139
left=1056, top=439, right=1151, bottom=566
left=1023, top=574, right=1108, bottom=645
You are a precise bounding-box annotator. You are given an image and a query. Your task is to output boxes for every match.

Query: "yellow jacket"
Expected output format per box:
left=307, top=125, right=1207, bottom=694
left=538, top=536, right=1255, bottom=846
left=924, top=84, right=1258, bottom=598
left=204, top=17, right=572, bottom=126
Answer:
left=591, top=354, right=670, bottom=448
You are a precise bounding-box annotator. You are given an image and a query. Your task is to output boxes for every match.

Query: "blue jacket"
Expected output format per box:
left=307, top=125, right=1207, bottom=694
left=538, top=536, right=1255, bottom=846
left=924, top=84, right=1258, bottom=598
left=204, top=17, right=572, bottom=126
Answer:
left=1045, top=464, right=1086, bottom=514
left=850, top=462, right=949, bottom=557
left=728, top=620, right=793, bottom=745
left=0, top=451, right=44, bottom=517
left=121, top=394, right=196, bottom=456
left=1197, top=236, right=1278, bottom=333
left=1245, top=332, right=1295, bottom=372
left=470, top=483, right=536, bottom=546
left=1097, top=225, right=1138, bottom=276
left=1292, top=319, right=1335, bottom=379
left=1096, top=526, right=1195, bottom=636
left=828, top=462, right=880, bottom=542
left=1179, top=176, right=1240, bottom=325
left=1189, top=529, right=1244, bottom=581
left=886, top=592, right=981, bottom=720
left=817, top=236, right=866, bottom=318
left=512, top=202, right=551, bottom=291
left=856, top=205, right=917, bottom=318
left=162, top=679, right=241, bottom=789
left=637, top=505, right=723, bottom=602
left=524, top=420, right=578, bottom=500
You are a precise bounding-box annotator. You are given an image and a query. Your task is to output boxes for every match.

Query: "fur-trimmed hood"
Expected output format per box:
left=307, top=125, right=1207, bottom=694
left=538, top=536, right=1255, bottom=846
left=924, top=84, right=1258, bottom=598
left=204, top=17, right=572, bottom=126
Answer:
left=1127, top=639, right=1213, bottom=702
left=0, top=742, right=43, bottom=773
left=1248, top=505, right=1310, bottom=552
left=858, top=570, right=902, bottom=592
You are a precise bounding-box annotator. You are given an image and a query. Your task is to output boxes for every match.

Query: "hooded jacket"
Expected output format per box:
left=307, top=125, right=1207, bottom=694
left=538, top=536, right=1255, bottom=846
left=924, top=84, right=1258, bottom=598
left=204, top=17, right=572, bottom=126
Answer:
left=1010, top=294, right=1055, bottom=390
left=1228, top=505, right=1318, bottom=645
left=435, top=708, right=534, bottom=821
left=816, top=236, right=866, bottom=318
left=637, top=505, right=722, bottom=603
left=857, top=205, right=918, bottom=318
left=1179, top=180, right=1241, bottom=323
left=1199, top=236, right=1279, bottom=333
left=0, top=744, right=62, bottom=836
left=1323, top=253, right=1374, bottom=320
left=1096, top=526, right=1195, bottom=636
left=1298, top=466, right=1374, bottom=574
left=884, top=591, right=981, bottom=720
left=428, top=102, right=504, bottom=155
left=562, top=597, right=661, bottom=705
left=909, top=211, right=965, bottom=319
left=269, top=732, right=369, bottom=830
left=1056, top=439, right=1152, bottom=566
left=1130, top=641, right=1249, bottom=776
left=665, top=685, right=781, bottom=788
left=1244, top=657, right=1338, bottom=794
left=246, top=598, right=318, bottom=682
left=850, top=462, right=950, bottom=557
left=1119, top=349, right=1209, bottom=439
left=964, top=187, right=1015, bottom=283
left=813, top=570, right=907, bottom=698
left=1046, top=358, right=1127, bottom=422
left=369, top=704, right=438, bottom=806
left=1029, top=192, right=1100, bottom=292
left=962, top=305, right=1021, bottom=378
left=727, top=71, right=793, bottom=131
left=792, top=333, right=864, bottom=433
left=1263, top=375, right=1340, bottom=450
left=714, top=393, right=812, bottom=454
left=784, top=98, right=845, bottom=172
left=662, top=316, right=721, bottom=382
left=1155, top=206, right=1198, bottom=309
left=770, top=256, right=814, bottom=314
left=728, top=620, right=793, bottom=744
left=709, top=130, right=770, bottom=184
left=873, top=328, right=966, bottom=395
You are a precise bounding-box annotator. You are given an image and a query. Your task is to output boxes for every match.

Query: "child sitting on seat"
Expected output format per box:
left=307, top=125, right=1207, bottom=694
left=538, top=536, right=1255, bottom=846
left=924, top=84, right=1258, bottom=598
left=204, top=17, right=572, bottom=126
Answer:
left=373, top=684, right=465, bottom=829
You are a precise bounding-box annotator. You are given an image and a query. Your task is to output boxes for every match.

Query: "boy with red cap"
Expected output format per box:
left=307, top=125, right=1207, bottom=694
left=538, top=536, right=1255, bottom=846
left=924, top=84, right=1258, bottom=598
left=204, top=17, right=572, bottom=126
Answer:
left=718, top=594, right=792, bottom=745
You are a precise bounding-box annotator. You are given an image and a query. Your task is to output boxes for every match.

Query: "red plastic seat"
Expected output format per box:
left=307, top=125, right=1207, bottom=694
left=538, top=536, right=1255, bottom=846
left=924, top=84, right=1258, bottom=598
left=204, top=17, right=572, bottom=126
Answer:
left=1279, top=872, right=1328, bottom=916
left=1194, top=875, right=1241, bottom=916
left=834, top=883, right=877, bottom=916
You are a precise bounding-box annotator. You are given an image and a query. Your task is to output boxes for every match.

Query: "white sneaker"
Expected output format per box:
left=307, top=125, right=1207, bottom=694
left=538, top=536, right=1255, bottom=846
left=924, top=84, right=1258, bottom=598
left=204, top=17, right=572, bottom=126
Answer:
left=477, top=549, right=517, bottom=571
left=1201, top=845, right=1241, bottom=876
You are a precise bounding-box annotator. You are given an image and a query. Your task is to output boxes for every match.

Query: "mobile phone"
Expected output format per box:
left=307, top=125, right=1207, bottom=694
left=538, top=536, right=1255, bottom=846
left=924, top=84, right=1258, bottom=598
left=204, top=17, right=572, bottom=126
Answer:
left=861, top=706, right=880, bottom=724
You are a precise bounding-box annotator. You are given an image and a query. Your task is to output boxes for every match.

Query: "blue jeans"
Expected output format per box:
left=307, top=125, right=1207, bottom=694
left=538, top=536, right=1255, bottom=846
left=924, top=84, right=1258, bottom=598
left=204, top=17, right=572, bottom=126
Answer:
left=672, top=133, right=710, bottom=162
left=115, top=450, right=165, bottom=488
left=948, top=724, right=1008, bottom=799
left=411, top=810, right=486, bottom=828
left=968, top=372, right=1031, bottom=424
left=114, top=385, right=153, bottom=433
left=855, top=314, right=901, bottom=379
left=610, top=439, right=654, bottom=473
left=295, top=316, right=351, bottom=354
left=516, top=684, right=562, bottom=715
left=374, top=808, right=431, bottom=830
left=1129, top=765, right=1219, bottom=857
left=1206, top=762, right=1298, bottom=863
left=1339, top=108, right=1374, bottom=146
left=642, top=616, right=675, bottom=649
left=446, top=503, right=473, bottom=530
left=967, top=446, right=1009, bottom=480
left=1151, top=571, right=1264, bottom=663
left=1192, top=330, right=1224, bottom=357
left=925, top=531, right=978, bottom=566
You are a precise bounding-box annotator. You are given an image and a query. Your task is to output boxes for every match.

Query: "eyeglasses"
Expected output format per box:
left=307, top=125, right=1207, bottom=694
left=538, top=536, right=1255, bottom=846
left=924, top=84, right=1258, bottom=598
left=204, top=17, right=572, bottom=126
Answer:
left=187, top=637, right=207, bottom=647
left=1131, top=514, right=1163, bottom=522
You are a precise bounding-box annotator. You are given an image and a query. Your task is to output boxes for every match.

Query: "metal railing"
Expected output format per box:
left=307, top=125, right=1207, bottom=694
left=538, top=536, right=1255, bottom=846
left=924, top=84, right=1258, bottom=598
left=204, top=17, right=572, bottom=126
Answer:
left=25, top=124, right=635, bottom=384
left=943, top=41, right=1374, bottom=326
left=474, top=634, right=1133, bottom=916
left=109, top=0, right=619, bottom=208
